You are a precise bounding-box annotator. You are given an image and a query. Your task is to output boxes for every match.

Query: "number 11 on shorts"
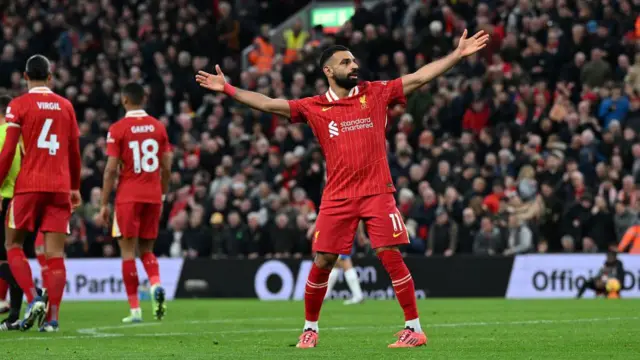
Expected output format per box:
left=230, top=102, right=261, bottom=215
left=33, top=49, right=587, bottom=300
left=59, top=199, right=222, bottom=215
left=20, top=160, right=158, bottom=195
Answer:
left=389, top=212, right=407, bottom=241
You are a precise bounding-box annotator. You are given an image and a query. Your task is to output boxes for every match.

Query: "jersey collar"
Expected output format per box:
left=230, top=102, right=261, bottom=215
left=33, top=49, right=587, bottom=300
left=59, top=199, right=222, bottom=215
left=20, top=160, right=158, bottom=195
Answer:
left=125, top=110, right=148, bottom=117
left=28, top=86, right=53, bottom=94
left=325, top=85, right=359, bottom=102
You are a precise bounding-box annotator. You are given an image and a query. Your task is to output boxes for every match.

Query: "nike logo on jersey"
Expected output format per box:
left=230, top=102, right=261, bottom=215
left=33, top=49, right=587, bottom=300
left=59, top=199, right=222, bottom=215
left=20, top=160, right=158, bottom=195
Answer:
left=322, top=106, right=333, bottom=112
left=392, top=231, right=404, bottom=238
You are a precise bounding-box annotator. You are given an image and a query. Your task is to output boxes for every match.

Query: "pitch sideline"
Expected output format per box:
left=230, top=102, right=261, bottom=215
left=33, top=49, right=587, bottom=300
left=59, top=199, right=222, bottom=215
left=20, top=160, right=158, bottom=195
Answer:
left=0, top=316, right=633, bottom=342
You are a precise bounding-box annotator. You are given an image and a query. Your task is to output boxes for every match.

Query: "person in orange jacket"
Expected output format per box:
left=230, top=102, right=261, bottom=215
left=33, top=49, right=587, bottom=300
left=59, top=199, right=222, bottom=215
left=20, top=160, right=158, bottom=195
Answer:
left=618, top=222, right=640, bottom=254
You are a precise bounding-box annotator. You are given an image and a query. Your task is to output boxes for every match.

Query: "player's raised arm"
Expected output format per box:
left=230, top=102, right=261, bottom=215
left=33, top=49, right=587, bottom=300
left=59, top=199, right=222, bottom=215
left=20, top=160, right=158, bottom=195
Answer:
left=400, top=29, right=490, bottom=96
left=195, top=65, right=291, bottom=118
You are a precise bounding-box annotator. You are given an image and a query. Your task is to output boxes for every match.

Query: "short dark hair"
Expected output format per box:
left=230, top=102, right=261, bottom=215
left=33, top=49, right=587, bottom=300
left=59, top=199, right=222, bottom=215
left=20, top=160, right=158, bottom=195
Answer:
left=0, top=95, right=11, bottom=115
left=319, top=45, right=350, bottom=67
left=121, top=82, right=146, bottom=106
left=25, top=55, right=51, bottom=81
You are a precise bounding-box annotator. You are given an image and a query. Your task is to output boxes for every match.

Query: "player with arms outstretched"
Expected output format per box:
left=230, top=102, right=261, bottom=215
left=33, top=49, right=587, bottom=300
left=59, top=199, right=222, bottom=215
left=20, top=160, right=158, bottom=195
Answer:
left=0, top=55, right=82, bottom=332
left=197, top=30, right=489, bottom=348
left=98, top=83, right=172, bottom=323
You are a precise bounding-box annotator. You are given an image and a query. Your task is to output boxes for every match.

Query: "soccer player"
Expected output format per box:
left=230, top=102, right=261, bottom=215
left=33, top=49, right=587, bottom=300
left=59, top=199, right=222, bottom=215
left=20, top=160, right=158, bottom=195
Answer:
left=0, top=95, right=25, bottom=331
left=98, top=82, right=172, bottom=323
left=0, top=55, right=82, bottom=332
left=325, top=221, right=366, bottom=305
left=197, top=30, right=489, bottom=348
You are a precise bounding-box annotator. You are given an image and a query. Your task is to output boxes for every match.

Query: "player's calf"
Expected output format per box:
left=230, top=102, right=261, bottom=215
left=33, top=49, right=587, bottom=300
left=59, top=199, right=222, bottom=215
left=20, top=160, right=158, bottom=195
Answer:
left=120, top=237, right=142, bottom=323
left=297, top=252, right=338, bottom=348
left=375, top=246, right=426, bottom=347
left=43, top=232, right=67, bottom=325
left=139, top=240, right=165, bottom=320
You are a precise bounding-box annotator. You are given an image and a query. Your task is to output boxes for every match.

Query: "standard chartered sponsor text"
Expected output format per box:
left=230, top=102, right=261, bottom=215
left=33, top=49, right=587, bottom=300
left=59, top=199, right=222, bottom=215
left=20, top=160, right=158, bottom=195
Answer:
left=341, top=118, right=373, bottom=132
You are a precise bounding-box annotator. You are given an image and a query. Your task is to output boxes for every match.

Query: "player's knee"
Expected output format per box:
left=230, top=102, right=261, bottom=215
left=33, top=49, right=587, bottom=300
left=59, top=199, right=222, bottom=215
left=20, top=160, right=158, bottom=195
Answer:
left=375, top=246, right=400, bottom=254
left=314, top=252, right=339, bottom=270
left=119, top=238, right=137, bottom=260
left=138, top=239, right=154, bottom=254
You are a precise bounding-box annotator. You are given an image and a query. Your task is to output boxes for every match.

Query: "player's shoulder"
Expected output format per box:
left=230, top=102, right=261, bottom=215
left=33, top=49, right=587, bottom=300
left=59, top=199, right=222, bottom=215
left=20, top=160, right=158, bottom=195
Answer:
left=364, top=79, right=398, bottom=91
left=291, top=94, right=324, bottom=106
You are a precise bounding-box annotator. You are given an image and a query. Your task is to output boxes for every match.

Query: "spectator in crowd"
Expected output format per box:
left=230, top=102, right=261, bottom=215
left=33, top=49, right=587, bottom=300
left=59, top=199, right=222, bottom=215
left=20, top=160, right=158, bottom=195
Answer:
left=503, top=212, right=533, bottom=255
left=614, top=199, right=637, bottom=243
left=426, top=207, right=458, bottom=257
left=474, top=216, right=503, bottom=255
left=1, top=0, right=639, bottom=258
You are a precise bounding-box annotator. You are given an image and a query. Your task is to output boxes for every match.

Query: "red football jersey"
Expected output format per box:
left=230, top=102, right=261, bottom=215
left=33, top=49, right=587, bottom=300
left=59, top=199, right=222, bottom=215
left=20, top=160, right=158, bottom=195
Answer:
left=106, top=110, right=170, bottom=204
left=288, top=79, right=406, bottom=200
left=5, top=86, right=80, bottom=194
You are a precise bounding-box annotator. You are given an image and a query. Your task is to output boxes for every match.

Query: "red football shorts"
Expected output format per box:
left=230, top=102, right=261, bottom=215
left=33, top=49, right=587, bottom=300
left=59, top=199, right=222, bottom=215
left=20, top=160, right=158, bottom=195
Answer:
left=7, top=192, right=71, bottom=233
left=112, top=202, right=162, bottom=240
left=313, top=193, right=409, bottom=255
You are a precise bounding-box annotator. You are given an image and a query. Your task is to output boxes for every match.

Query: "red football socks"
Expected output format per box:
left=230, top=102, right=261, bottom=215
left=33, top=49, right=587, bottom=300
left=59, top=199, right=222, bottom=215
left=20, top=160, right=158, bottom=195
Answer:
left=0, top=278, right=7, bottom=301
left=7, top=248, right=37, bottom=303
left=377, top=250, right=419, bottom=321
left=304, top=263, right=331, bottom=322
left=46, top=257, right=66, bottom=322
left=141, top=252, right=160, bottom=286
left=36, top=253, right=46, bottom=268
left=122, top=259, right=140, bottom=309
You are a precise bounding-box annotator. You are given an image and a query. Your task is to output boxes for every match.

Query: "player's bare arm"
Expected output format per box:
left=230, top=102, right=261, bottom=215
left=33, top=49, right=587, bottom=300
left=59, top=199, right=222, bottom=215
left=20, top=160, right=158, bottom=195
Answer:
left=98, top=156, right=119, bottom=226
left=69, top=122, right=82, bottom=210
left=400, top=29, right=490, bottom=96
left=160, top=152, right=172, bottom=196
left=196, top=65, right=291, bottom=118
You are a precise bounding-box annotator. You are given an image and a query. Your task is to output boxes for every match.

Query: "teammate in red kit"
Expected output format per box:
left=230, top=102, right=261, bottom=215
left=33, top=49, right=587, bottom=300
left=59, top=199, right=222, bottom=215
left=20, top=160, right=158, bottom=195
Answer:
left=98, top=83, right=172, bottom=323
left=0, top=55, right=82, bottom=332
left=197, top=30, right=489, bottom=348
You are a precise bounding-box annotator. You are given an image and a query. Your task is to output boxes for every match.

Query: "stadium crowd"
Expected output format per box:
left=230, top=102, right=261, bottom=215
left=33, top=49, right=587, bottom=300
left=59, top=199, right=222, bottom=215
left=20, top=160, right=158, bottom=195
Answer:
left=1, top=0, right=640, bottom=259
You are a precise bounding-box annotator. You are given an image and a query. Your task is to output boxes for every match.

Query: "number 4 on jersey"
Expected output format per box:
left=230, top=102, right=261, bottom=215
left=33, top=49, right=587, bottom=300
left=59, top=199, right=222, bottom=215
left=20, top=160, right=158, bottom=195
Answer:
left=38, top=118, right=60, bottom=155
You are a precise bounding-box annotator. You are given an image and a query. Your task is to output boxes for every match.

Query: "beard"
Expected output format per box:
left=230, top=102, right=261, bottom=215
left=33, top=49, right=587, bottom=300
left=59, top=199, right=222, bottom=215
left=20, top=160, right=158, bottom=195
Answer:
left=334, top=72, right=358, bottom=90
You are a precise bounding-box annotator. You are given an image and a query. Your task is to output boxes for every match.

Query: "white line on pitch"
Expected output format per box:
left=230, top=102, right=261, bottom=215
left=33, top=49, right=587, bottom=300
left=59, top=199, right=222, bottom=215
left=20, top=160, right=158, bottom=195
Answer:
left=0, top=316, right=634, bottom=343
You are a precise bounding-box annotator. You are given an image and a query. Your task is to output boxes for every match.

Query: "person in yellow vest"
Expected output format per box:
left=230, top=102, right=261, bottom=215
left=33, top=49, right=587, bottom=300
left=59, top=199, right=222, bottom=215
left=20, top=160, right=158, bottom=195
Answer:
left=0, top=95, right=25, bottom=331
left=248, top=24, right=275, bottom=74
left=283, top=19, right=309, bottom=65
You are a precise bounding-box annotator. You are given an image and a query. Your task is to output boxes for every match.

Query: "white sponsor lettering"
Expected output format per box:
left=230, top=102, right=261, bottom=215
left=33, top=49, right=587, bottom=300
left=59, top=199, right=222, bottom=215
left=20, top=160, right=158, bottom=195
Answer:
left=131, top=125, right=155, bottom=133
left=28, top=259, right=183, bottom=301
left=106, top=132, right=115, bottom=143
left=36, top=102, right=61, bottom=111
left=340, top=117, right=373, bottom=132
left=506, top=254, right=640, bottom=298
left=254, top=260, right=426, bottom=300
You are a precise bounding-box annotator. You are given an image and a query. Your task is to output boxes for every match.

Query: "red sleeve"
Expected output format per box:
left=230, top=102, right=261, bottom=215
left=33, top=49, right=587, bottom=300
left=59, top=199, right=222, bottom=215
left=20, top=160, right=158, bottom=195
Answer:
left=4, top=99, right=22, bottom=126
left=106, top=125, right=120, bottom=158
left=373, top=79, right=406, bottom=107
left=287, top=99, right=308, bottom=124
left=67, top=105, right=81, bottom=190
left=0, top=126, right=20, bottom=186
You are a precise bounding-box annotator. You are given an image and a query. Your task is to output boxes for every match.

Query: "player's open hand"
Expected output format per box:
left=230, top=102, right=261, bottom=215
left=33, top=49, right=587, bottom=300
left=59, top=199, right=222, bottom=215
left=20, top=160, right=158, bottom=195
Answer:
left=70, top=190, right=82, bottom=211
left=195, top=65, right=226, bottom=92
left=456, top=29, right=490, bottom=58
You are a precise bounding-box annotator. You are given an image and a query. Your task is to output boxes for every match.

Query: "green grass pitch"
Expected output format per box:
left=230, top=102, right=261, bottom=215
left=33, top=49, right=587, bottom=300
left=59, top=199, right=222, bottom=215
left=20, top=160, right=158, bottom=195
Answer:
left=1, top=299, right=638, bottom=359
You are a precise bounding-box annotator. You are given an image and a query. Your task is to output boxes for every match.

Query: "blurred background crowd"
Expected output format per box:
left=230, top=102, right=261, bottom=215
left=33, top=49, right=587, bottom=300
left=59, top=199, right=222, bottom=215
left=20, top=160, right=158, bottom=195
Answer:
left=1, top=0, right=640, bottom=259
